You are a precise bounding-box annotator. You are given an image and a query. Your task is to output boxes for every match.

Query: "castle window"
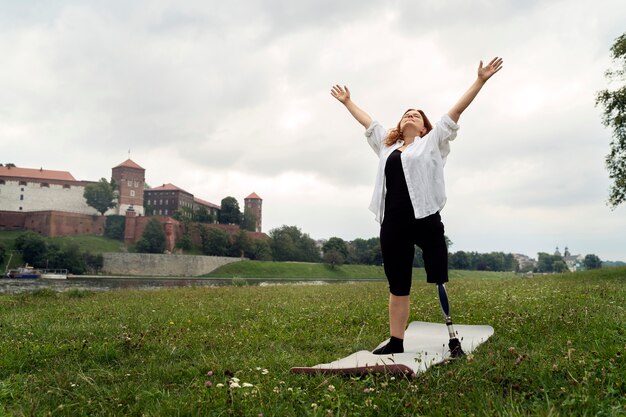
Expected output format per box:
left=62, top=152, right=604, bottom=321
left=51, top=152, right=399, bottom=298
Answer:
left=130, top=190, right=135, bottom=197
left=164, top=209, right=168, bottom=215
left=19, top=181, right=27, bottom=186
left=63, top=184, right=71, bottom=189
left=41, top=183, right=49, bottom=188
left=0, top=180, right=5, bottom=185
left=134, top=181, right=139, bottom=188
left=20, top=195, right=24, bottom=200
left=159, top=199, right=162, bottom=205
left=19, top=207, right=23, bottom=211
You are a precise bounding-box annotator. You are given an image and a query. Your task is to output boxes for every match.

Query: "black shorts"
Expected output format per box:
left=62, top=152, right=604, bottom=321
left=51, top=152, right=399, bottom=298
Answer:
left=380, top=211, right=448, bottom=296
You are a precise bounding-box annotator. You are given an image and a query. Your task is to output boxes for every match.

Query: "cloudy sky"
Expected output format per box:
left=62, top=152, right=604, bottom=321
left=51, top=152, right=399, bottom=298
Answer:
left=2, top=0, right=626, bottom=261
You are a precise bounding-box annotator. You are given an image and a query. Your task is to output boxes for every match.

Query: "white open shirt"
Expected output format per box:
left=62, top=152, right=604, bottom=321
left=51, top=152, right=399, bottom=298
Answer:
left=364, top=114, right=460, bottom=224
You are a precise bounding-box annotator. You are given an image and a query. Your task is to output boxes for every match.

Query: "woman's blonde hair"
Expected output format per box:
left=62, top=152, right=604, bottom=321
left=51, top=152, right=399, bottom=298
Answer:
left=384, top=109, right=433, bottom=146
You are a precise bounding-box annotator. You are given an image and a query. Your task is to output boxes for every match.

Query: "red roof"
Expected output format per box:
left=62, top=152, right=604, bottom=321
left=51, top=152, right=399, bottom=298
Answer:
left=114, top=159, right=144, bottom=170
left=194, top=197, right=221, bottom=209
left=148, top=183, right=192, bottom=194
left=245, top=192, right=262, bottom=200
left=0, top=166, right=76, bottom=181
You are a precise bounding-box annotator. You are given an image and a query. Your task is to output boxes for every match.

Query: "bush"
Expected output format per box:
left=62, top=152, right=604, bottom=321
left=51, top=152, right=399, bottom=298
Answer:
left=323, top=250, right=345, bottom=269
left=104, top=215, right=125, bottom=240
left=14, top=231, right=47, bottom=267
left=136, top=219, right=166, bottom=254
left=199, top=226, right=231, bottom=256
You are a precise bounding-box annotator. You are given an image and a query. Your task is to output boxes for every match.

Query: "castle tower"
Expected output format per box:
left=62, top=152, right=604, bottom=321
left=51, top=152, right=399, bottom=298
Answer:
left=111, top=159, right=145, bottom=215
left=244, top=192, right=262, bottom=233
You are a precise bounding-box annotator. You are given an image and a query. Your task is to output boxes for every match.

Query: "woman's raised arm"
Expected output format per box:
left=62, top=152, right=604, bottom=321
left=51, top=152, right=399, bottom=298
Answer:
left=331, top=85, right=373, bottom=129
left=447, top=57, right=503, bottom=123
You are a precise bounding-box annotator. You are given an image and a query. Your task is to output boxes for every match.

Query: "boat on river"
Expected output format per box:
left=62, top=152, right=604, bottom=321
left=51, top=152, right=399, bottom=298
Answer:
left=5, top=265, right=41, bottom=279
left=40, top=269, right=69, bottom=280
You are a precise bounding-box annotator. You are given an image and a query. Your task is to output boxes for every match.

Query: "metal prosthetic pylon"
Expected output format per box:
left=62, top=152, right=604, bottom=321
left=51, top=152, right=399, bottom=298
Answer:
left=437, top=283, right=465, bottom=358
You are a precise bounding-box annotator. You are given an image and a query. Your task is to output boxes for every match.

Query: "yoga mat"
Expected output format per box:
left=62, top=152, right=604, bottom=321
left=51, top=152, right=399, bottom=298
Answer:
left=291, top=321, right=494, bottom=377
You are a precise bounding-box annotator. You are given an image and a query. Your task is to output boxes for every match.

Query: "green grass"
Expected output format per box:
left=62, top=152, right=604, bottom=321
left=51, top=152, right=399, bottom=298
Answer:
left=0, top=231, right=124, bottom=272
left=0, top=267, right=624, bottom=416
left=206, top=260, right=517, bottom=280
left=47, top=234, right=125, bottom=253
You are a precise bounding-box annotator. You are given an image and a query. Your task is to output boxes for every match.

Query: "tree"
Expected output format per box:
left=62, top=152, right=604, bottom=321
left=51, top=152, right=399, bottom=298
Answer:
left=242, top=208, right=257, bottom=232
left=322, top=237, right=349, bottom=260
left=537, top=252, right=567, bottom=273
left=84, top=178, right=117, bottom=215
left=199, top=226, right=231, bottom=256
left=219, top=197, right=242, bottom=225
left=596, top=32, right=626, bottom=207
left=269, top=225, right=321, bottom=262
left=232, top=230, right=252, bottom=257
left=194, top=206, right=215, bottom=223
left=135, top=219, right=166, bottom=253
left=583, top=254, right=602, bottom=269
left=323, top=250, right=345, bottom=269
left=15, top=231, right=47, bottom=267
left=345, top=237, right=383, bottom=265
left=449, top=251, right=471, bottom=270
left=104, top=215, right=125, bottom=240
left=248, top=239, right=272, bottom=261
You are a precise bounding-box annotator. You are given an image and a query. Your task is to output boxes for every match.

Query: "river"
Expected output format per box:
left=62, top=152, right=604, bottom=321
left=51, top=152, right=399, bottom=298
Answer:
left=0, top=276, right=383, bottom=294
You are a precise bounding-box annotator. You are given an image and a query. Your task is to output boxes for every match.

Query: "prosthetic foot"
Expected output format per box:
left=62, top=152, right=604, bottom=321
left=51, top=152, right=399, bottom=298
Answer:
left=437, top=284, right=465, bottom=358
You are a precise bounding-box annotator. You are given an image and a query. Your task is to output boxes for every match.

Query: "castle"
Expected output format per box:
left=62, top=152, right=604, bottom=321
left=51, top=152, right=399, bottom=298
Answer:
left=0, top=159, right=263, bottom=236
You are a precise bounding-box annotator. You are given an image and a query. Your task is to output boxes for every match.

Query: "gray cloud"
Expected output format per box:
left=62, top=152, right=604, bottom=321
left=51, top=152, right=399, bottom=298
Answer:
left=2, top=0, right=626, bottom=260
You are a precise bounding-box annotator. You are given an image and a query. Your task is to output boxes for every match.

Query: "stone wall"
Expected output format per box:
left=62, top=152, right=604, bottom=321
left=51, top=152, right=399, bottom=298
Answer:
left=101, top=252, right=243, bottom=276
left=0, top=179, right=99, bottom=215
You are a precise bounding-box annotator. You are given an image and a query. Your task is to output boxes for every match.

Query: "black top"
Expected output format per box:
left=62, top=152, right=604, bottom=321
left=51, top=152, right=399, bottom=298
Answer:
left=384, top=149, right=414, bottom=218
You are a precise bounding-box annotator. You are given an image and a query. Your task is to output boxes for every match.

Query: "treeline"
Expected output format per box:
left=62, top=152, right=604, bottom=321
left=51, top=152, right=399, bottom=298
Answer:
left=2, top=231, right=103, bottom=274
left=448, top=251, right=517, bottom=271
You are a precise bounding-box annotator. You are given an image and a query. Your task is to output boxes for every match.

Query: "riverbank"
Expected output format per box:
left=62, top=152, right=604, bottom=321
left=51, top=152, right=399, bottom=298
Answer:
left=0, top=267, right=624, bottom=416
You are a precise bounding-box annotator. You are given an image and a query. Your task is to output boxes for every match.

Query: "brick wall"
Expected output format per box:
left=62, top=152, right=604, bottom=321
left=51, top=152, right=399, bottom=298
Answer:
left=0, top=210, right=105, bottom=236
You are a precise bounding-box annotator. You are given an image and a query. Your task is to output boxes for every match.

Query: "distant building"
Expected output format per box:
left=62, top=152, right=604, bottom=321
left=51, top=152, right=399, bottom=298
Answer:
left=244, top=192, right=263, bottom=233
left=562, top=246, right=584, bottom=272
left=0, top=165, right=98, bottom=215
left=111, top=159, right=145, bottom=216
left=144, top=183, right=221, bottom=220
left=513, top=253, right=537, bottom=272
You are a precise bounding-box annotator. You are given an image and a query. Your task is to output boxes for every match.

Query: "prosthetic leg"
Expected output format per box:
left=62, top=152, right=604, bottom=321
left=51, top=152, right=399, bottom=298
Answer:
left=437, top=284, right=465, bottom=358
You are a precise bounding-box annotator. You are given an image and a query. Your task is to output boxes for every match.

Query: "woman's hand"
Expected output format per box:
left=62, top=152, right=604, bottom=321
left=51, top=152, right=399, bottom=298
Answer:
left=477, top=57, right=503, bottom=82
left=448, top=57, right=504, bottom=123
left=331, top=84, right=372, bottom=129
left=331, top=85, right=351, bottom=104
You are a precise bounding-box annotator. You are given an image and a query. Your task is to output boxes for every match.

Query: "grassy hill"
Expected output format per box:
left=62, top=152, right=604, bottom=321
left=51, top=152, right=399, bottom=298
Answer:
left=206, top=260, right=517, bottom=280
left=0, top=231, right=124, bottom=271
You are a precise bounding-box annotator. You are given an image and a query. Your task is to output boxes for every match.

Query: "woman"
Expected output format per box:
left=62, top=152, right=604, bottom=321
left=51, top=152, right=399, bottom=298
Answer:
left=331, top=57, right=503, bottom=355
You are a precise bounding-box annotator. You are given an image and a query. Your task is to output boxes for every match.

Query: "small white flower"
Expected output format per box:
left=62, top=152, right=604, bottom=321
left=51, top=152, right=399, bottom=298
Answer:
left=229, top=381, right=241, bottom=388
left=231, top=377, right=240, bottom=383
left=327, top=384, right=336, bottom=392
left=243, top=382, right=254, bottom=388
left=216, top=383, right=225, bottom=388
left=261, top=369, right=269, bottom=375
